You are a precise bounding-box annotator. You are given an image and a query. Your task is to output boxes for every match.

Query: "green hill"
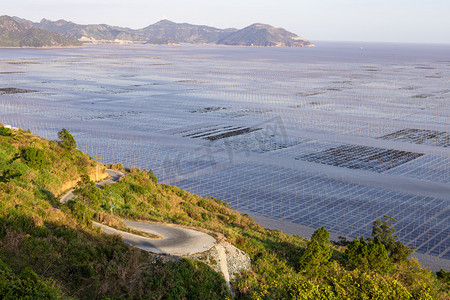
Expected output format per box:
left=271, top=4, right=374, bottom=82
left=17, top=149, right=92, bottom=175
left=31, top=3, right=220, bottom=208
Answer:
left=14, top=16, right=314, bottom=47
left=0, top=15, right=82, bottom=48
left=35, top=18, right=140, bottom=43
left=139, top=19, right=237, bottom=45
left=30, top=18, right=238, bottom=45
left=0, top=124, right=447, bottom=299
left=218, top=23, right=313, bottom=47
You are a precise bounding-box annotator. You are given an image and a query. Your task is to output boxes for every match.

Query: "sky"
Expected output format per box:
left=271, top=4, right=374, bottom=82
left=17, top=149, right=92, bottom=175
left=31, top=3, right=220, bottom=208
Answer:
left=2, top=0, right=450, bottom=44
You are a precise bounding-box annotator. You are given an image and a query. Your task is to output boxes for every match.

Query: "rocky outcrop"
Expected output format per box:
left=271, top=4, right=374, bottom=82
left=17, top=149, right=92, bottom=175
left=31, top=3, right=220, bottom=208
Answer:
left=196, top=242, right=251, bottom=292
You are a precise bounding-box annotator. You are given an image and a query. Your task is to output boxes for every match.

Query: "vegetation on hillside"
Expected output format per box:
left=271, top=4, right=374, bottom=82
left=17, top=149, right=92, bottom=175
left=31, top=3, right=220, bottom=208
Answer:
left=218, top=23, right=313, bottom=47
left=0, top=125, right=448, bottom=299
left=13, top=16, right=313, bottom=47
left=0, top=126, right=229, bottom=299
left=0, top=15, right=82, bottom=48
left=97, top=168, right=448, bottom=299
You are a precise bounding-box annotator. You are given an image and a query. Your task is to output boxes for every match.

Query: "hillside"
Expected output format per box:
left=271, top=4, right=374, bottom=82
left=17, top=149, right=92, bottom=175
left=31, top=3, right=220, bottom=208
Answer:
left=218, top=23, right=313, bottom=47
left=33, top=18, right=140, bottom=44
left=0, top=124, right=448, bottom=299
left=139, top=20, right=237, bottom=45
left=13, top=16, right=313, bottom=47
left=0, top=15, right=82, bottom=48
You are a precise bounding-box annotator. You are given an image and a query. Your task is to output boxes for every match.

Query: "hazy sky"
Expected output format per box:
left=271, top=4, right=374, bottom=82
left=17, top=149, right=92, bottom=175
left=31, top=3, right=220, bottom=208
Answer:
left=3, top=0, right=450, bottom=43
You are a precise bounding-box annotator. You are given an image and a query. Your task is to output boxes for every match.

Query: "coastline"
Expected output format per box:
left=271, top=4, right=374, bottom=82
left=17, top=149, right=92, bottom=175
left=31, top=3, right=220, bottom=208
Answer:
left=0, top=43, right=313, bottom=49
left=0, top=45, right=84, bottom=49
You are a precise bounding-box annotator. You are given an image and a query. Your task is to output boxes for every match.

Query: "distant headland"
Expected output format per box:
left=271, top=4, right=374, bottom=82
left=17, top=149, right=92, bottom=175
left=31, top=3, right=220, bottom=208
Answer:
left=1, top=15, right=314, bottom=48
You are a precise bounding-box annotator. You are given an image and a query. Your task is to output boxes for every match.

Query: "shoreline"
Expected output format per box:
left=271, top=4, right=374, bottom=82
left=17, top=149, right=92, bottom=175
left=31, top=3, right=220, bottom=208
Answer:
left=0, top=45, right=84, bottom=49
left=0, top=43, right=313, bottom=49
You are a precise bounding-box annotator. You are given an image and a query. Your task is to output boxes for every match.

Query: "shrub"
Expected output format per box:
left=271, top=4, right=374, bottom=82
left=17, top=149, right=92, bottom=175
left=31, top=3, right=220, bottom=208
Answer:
left=437, top=269, right=450, bottom=284
left=20, top=147, right=47, bottom=169
left=131, top=183, right=146, bottom=195
left=0, top=167, right=22, bottom=183
left=147, top=169, right=158, bottom=184
left=0, top=127, right=13, bottom=137
left=0, top=260, right=62, bottom=299
left=67, top=200, right=93, bottom=226
left=76, top=156, right=90, bottom=168
left=143, top=259, right=230, bottom=299
left=327, top=265, right=413, bottom=299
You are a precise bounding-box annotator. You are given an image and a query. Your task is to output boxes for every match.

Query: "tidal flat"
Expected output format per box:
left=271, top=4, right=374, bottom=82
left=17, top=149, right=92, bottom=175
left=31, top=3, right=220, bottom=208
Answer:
left=1, top=42, right=449, bottom=270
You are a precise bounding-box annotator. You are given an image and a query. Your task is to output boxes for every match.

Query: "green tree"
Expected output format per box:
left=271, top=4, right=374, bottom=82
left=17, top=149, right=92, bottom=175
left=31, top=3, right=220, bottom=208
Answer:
left=345, top=236, right=391, bottom=274
left=366, top=242, right=391, bottom=273
left=72, top=175, right=103, bottom=223
left=311, top=227, right=330, bottom=244
left=57, top=128, right=76, bottom=150
left=345, top=236, right=369, bottom=269
left=371, top=216, right=413, bottom=263
left=371, top=216, right=397, bottom=246
left=299, top=227, right=332, bottom=280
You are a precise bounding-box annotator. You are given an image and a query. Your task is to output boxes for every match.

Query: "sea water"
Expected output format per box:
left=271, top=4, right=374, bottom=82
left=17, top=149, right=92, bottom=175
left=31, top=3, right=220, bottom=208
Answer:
left=1, top=42, right=449, bottom=269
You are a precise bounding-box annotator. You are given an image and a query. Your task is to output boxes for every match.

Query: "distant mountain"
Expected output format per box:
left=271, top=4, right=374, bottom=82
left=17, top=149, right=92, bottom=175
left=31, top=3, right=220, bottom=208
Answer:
left=34, top=18, right=140, bottom=43
left=0, top=15, right=82, bottom=48
left=218, top=23, right=313, bottom=47
left=31, top=18, right=238, bottom=45
left=138, top=20, right=237, bottom=45
left=12, top=16, right=313, bottom=47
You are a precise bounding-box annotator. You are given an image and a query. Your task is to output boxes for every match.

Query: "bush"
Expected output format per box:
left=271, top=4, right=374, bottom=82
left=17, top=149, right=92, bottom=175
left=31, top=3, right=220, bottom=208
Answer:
left=326, top=265, right=413, bottom=299
left=144, top=259, right=230, bottom=299
left=131, top=183, right=146, bottom=195
left=437, top=269, right=450, bottom=284
left=0, top=127, right=13, bottom=137
left=20, top=147, right=47, bottom=169
left=67, top=200, right=93, bottom=226
left=0, top=167, right=22, bottom=183
left=148, top=169, right=158, bottom=184
left=0, top=259, right=62, bottom=299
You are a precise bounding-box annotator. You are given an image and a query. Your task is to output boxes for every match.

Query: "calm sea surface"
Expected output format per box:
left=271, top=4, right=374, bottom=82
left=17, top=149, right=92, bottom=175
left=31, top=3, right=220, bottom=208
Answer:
left=1, top=42, right=449, bottom=268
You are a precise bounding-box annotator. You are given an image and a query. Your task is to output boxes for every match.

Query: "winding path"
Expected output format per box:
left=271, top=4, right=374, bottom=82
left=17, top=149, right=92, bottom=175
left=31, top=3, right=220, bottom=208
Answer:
left=60, top=169, right=216, bottom=256
left=96, top=221, right=216, bottom=255
left=60, top=169, right=125, bottom=204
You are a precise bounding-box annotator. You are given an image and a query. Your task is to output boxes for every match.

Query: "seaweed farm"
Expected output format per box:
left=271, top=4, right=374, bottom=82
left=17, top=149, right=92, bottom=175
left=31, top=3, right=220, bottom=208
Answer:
left=0, top=42, right=449, bottom=270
